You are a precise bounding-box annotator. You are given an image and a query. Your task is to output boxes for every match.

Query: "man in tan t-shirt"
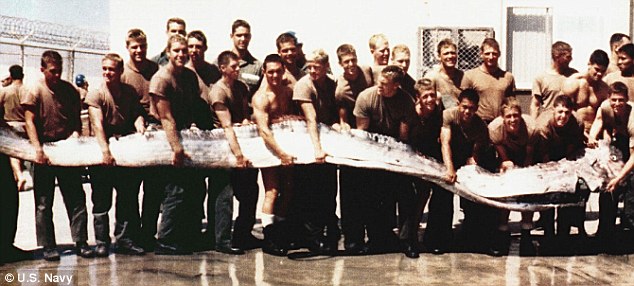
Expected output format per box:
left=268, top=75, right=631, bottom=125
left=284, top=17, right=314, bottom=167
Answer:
left=333, top=44, right=373, bottom=254
left=208, top=50, right=254, bottom=255
left=460, top=38, right=515, bottom=123
left=440, top=88, right=495, bottom=255
left=424, top=38, right=464, bottom=109
left=530, top=41, right=578, bottom=119
left=354, top=65, right=419, bottom=258
left=120, top=28, right=162, bottom=251
left=85, top=53, right=146, bottom=257
left=21, top=50, right=92, bottom=261
left=369, top=34, right=390, bottom=84
left=391, top=44, right=416, bottom=100
left=488, top=97, right=538, bottom=256
left=150, top=34, right=213, bottom=255
left=0, top=65, right=28, bottom=191
left=185, top=30, right=221, bottom=96
left=293, top=49, right=340, bottom=255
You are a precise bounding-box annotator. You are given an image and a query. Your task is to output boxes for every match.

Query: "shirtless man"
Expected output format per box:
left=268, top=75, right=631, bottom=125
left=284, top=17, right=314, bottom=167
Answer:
left=257, top=33, right=305, bottom=92
left=208, top=51, right=258, bottom=254
left=86, top=53, right=146, bottom=257
left=354, top=65, right=419, bottom=258
left=488, top=97, right=539, bottom=256
left=151, top=17, right=186, bottom=66
left=461, top=38, right=515, bottom=123
left=369, top=34, right=390, bottom=84
left=424, top=38, right=464, bottom=109
left=293, top=49, right=340, bottom=254
left=120, top=28, right=161, bottom=250
left=334, top=44, right=374, bottom=254
left=530, top=41, right=578, bottom=119
left=252, top=54, right=296, bottom=256
left=391, top=44, right=416, bottom=100
left=604, top=43, right=634, bottom=101
left=587, top=82, right=634, bottom=253
left=607, top=33, right=631, bottom=74
left=563, top=50, right=610, bottom=135
left=440, top=88, right=495, bottom=255
left=276, top=32, right=305, bottom=87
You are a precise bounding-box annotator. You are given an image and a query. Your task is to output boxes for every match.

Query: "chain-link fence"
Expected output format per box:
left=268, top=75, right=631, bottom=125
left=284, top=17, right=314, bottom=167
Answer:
left=0, top=15, right=109, bottom=86
left=417, top=27, right=495, bottom=78
left=0, top=15, right=110, bottom=136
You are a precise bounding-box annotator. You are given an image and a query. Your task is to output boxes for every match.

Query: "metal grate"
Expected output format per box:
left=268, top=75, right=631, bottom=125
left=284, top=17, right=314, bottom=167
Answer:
left=417, top=27, right=495, bottom=79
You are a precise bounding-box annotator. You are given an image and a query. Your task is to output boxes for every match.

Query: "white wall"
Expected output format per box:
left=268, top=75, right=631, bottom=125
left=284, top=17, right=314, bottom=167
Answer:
left=106, top=0, right=629, bottom=81
left=109, top=0, right=425, bottom=77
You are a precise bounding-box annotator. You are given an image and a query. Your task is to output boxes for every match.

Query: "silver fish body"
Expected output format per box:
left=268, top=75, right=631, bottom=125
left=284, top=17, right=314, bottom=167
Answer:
left=0, top=120, right=622, bottom=211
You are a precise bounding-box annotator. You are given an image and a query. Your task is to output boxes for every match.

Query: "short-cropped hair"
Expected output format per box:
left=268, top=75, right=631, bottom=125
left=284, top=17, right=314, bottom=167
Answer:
left=458, top=88, right=480, bottom=106
left=380, top=65, right=404, bottom=85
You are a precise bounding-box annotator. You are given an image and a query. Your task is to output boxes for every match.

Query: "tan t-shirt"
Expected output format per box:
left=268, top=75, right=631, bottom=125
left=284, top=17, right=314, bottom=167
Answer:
left=209, top=79, right=250, bottom=124
left=84, top=82, right=144, bottom=137
left=121, top=60, right=159, bottom=115
left=0, top=83, right=28, bottom=122
left=353, top=86, right=416, bottom=138
left=442, top=106, right=489, bottom=167
left=461, top=67, right=515, bottom=122
left=532, top=68, right=577, bottom=116
left=423, top=67, right=463, bottom=109
left=150, top=66, right=211, bottom=130
left=534, top=109, right=584, bottom=162
left=293, top=74, right=338, bottom=125
left=488, top=114, right=538, bottom=165
left=604, top=72, right=634, bottom=102
left=335, top=65, right=373, bottom=128
left=21, top=79, right=81, bottom=142
left=597, top=100, right=634, bottom=144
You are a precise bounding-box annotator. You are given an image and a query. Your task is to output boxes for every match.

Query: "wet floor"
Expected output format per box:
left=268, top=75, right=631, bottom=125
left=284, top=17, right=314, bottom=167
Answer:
left=2, top=184, right=634, bottom=285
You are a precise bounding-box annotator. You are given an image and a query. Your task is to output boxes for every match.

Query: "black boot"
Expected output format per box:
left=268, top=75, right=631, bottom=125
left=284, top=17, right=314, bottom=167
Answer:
left=262, top=225, right=287, bottom=257
left=488, top=230, right=510, bottom=257
left=520, top=229, right=536, bottom=256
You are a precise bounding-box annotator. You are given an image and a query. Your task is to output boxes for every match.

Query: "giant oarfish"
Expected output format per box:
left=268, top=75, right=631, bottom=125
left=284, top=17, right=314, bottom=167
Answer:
left=0, top=119, right=622, bottom=211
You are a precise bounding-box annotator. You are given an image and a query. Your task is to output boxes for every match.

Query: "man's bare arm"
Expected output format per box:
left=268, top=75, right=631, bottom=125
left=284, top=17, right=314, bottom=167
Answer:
left=440, top=126, right=456, bottom=183
left=155, top=96, right=187, bottom=166
left=529, top=95, right=541, bottom=119
left=24, top=108, right=48, bottom=164
left=88, top=106, right=114, bottom=165
left=253, top=93, right=294, bottom=165
left=300, top=102, right=326, bottom=163
left=214, top=102, right=249, bottom=168
left=607, top=147, right=634, bottom=192
left=587, top=107, right=604, bottom=147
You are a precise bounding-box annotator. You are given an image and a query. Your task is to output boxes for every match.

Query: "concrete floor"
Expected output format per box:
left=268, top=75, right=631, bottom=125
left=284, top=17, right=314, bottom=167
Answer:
left=2, top=181, right=634, bottom=285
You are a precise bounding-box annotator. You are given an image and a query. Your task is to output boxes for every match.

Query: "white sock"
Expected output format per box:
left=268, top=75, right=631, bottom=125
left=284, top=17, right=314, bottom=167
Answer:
left=261, top=213, right=275, bottom=227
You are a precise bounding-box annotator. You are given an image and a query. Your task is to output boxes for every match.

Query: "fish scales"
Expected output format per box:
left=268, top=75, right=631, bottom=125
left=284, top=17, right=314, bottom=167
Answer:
left=0, top=119, right=622, bottom=211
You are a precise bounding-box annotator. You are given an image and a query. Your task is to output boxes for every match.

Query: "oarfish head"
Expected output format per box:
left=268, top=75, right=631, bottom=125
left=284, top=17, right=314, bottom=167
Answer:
left=578, top=139, right=625, bottom=191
